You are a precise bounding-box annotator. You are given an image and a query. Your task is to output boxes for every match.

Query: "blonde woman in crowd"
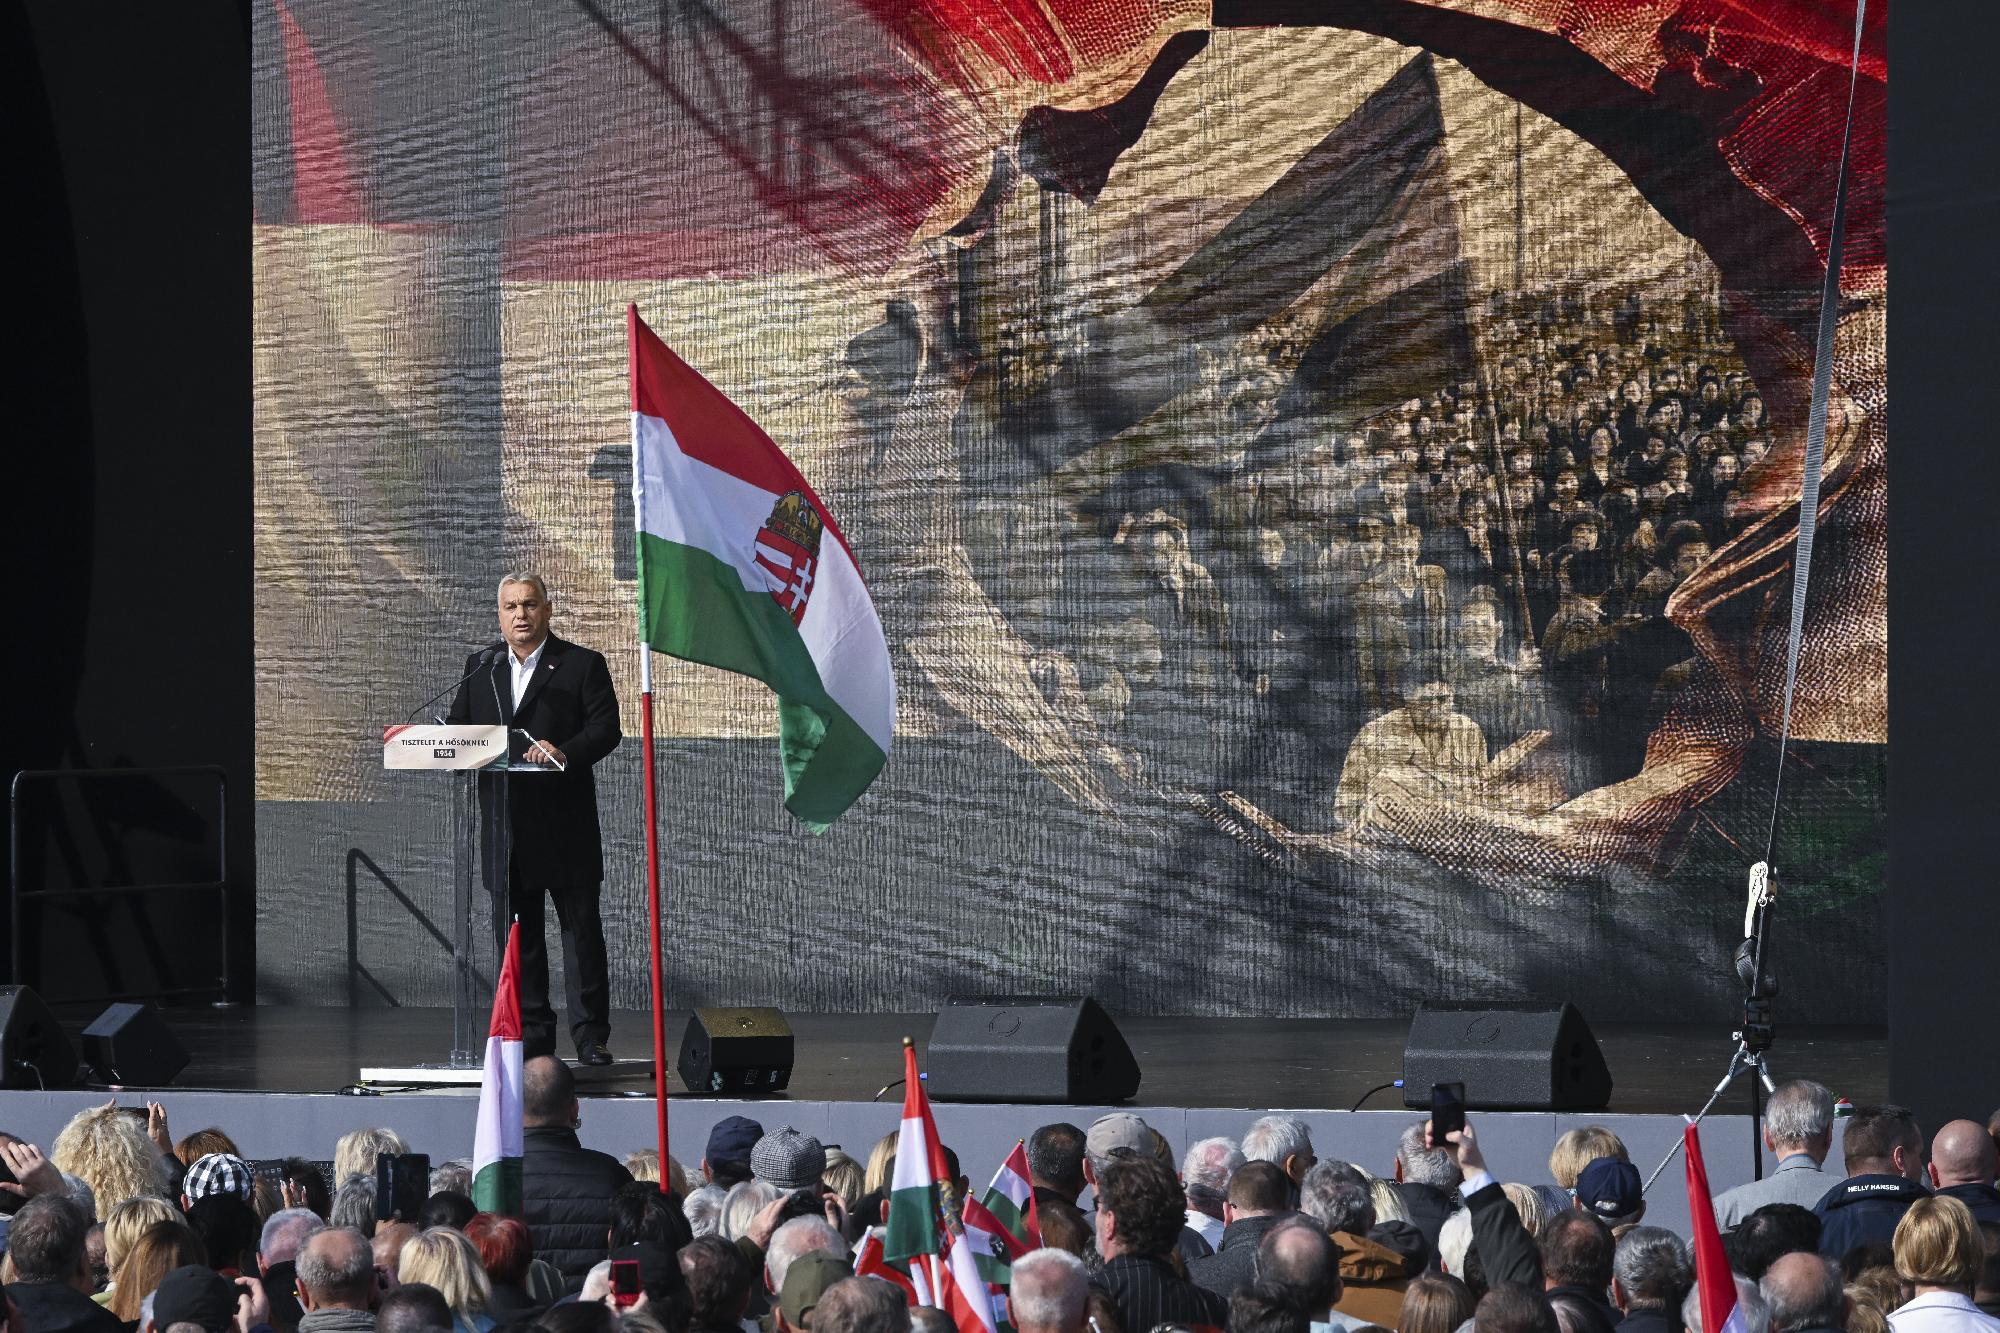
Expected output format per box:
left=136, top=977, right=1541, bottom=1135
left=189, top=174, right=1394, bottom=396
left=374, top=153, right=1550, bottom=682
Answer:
left=333, top=1126, right=408, bottom=1187
left=51, top=1104, right=166, bottom=1218
left=400, top=1225, right=496, bottom=1332
left=95, top=1196, right=181, bottom=1307
left=108, top=1220, right=206, bottom=1324
left=1888, top=1196, right=1993, bottom=1333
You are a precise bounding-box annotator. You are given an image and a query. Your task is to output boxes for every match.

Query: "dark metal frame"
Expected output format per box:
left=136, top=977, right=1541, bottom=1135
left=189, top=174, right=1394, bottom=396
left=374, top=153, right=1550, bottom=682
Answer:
left=9, top=764, right=231, bottom=1003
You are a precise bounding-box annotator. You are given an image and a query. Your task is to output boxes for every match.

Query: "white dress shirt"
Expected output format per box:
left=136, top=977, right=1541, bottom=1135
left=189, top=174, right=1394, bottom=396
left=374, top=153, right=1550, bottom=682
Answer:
left=1184, top=1207, right=1224, bottom=1251
left=509, top=637, right=547, bottom=712
left=1888, top=1291, right=2000, bottom=1333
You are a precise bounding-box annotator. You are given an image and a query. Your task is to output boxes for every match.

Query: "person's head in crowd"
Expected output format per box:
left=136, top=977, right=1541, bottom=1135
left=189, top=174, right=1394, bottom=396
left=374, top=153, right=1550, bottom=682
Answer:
left=375, top=1220, right=418, bottom=1286
left=1300, top=1168, right=1374, bottom=1238
left=296, top=1227, right=377, bottom=1313
left=523, top=1056, right=580, bottom=1131
left=1573, top=1159, right=1644, bottom=1230
left=1092, top=1156, right=1183, bottom=1261
left=1010, top=1249, right=1089, bottom=1333
left=417, top=1191, right=475, bottom=1232
left=1725, top=1205, right=1823, bottom=1280
left=679, top=1235, right=751, bottom=1333
left=1541, top=1210, right=1614, bottom=1295
left=427, top=1161, right=472, bottom=1200
left=1260, top=1220, right=1344, bottom=1319
left=1844, top=1106, right=1926, bottom=1181
left=172, top=1128, right=242, bottom=1172
left=1476, top=1283, right=1560, bottom=1333
left=1564, top=548, right=1617, bottom=603
left=1608, top=1227, right=1687, bottom=1315
left=1843, top=1292, right=1890, bottom=1333
left=608, top=1180, right=693, bottom=1254
left=1665, top=522, right=1711, bottom=581
left=1397, top=1120, right=1464, bottom=1193
left=1231, top=1280, right=1309, bottom=1333
left=1929, top=1120, right=2000, bottom=1192
left=1026, top=1125, right=1087, bottom=1205
left=719, top=1181, right=785, bottom=1242
left=112, top=1221, right=209, bottom=1322
left=821, top=1149, right=865, bottom=1214
left=1036, top=1198, right=1091, bottom=1257
left=777, top=1253, right=852, bottom=1333
left=703, top=1117, right=764, bottom=1190
left=8, top=1194, right=96, bottom=1292
left=333, top=1128, right=409, bottom=1189
left=683, top=1185, right=725, bottom=1239
left=1759, top=1252, right=1844, bottom=1333
left=1369, top=1177, right=1414, bottom=1230
left=376, top=1282, right=454, bottom=1333
left=862, top=1133, right=901, bottom=1198
left=764, top=1216, right=846, bottom=1296
left=812, top=1276, right=910, bottom=1333
left=330, top=1176, right=378, bottom=1238
left=1709, top=454, right=1740, bottom=488
left=50, top=1103, right=166, bottom=1216
left=754, top=1129, right=828, bottom=1193
left=1563, top=510, right=1603, bottom=554
left=1761, top=1083, right=1836, bottom=1166
left=1839, top=1245, right=1895, bottom=1284
left=1500, top=1184, right=1553, bottom=1241
left=106, top=1196, right=184, bottom=1274
left=1894, top=1196, right=1983, bottom=1296
left=187, top=1193, right=262, bottom=1274
left=398, top=1226, right=490, bottom=1315
left=461, top=1212, right=533, bottom=1295
left=150, top=1263, right=246, bottom=1333
left=540, top=1302, right=619, bottom=1333
left=1742, top=437, right=1770, bottom=470
left=184, top=1153, right=256, bottom=1211
left=279, top=1159, right=333, bottom=1219
left=1438, top=1209, right=1475, bottom=1280
left=1081, top=1113, right=1154, bottom=1193
left=1682, top=1275, right=1766, bottom=1333
left=1400, top=1273, right=1476, bottom=1333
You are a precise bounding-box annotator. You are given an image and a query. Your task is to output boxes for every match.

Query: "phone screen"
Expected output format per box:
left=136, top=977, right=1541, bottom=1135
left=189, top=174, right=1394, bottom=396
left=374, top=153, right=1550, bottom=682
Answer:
left=375, top=1152, right=432, bottom=1222
left=1430, top=1081, right=1467, bottom=1142
left=611, top=1258, right=643, bottom=1308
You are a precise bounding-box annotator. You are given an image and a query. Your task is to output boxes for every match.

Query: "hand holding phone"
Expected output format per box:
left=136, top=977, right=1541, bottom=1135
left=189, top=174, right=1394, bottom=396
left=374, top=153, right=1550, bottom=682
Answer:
left=375, top=1153, right=432, bottom=1222
left=610, top=1258, right=643, bottom=1309
left=1430, top=1081, right=1467, bottom=1143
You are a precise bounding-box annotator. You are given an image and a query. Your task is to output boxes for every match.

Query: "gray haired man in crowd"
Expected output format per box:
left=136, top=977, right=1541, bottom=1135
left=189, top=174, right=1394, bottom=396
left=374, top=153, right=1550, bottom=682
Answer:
left=1241, top=1116, right=1316, bottom=1195
left=1610, top=1227, right=1692, bottom=1333
left=1181, top=1137, right=1245, bottom=1252
left=1760, top=1252, right=1847, bottom=1333
left=1393, top=1119, right=1464, bottom=1256
left=1712, top=1081, right=1836, bottom=1230
left=295, top=1228, right=378, bottom=1333
left=1010, top=1249, right=1090, bottom=1333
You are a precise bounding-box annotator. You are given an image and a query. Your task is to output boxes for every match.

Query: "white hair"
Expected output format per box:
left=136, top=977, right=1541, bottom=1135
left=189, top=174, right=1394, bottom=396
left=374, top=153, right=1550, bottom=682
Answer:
left=1397, top=1119, right=1465, bottom=1190
left=1242, top=1116, right=1312, bottom=1168
left=1438, top=1208, right=1473, bottom=1276
left=332, top=1127, right=408, bottom=1187
left=1010, top=1248, right=1089, bottom=1333
left=719, top=1179, right=784, bottom=1242
left=497, top=573, right=550, bottom=601
left=1181, top=1138, right=1244, bottom=1208
left=685, top=1184, right=726, bottom=1238
left=259, top=1208, right=326, bottom=1265
left=1763, top=1081, right=1835, bottom=1149
left=1683, top=1275, right=1765, bottom=1333
left=765, top=1216, right=846, bottom=1292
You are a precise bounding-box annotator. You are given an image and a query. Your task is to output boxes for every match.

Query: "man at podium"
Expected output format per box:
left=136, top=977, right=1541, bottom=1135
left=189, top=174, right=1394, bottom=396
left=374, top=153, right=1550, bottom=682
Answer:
left=448, top=573, right=622, bottom=1065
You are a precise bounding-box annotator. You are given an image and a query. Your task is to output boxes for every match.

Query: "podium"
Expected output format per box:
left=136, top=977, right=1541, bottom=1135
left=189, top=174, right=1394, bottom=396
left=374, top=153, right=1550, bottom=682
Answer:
left=369, top=723, right=521, bottom=1082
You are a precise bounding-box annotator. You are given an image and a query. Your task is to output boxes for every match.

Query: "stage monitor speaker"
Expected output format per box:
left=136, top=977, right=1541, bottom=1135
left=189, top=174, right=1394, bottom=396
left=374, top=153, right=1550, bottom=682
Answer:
left=677, top=1007, right=793, bottom=1094
left=1402, top=1001, right=1612, bottom=1111
left=82, top=1002, right=190, bottom=1086
left=927, top=995, right=1140, bottom=1104
left=0, top=985, right=80, bottom=1090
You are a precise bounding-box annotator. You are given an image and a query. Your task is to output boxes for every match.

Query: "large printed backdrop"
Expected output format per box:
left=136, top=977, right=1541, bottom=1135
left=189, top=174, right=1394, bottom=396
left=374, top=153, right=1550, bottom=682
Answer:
left=253, top=1, right=1887, bottom=1019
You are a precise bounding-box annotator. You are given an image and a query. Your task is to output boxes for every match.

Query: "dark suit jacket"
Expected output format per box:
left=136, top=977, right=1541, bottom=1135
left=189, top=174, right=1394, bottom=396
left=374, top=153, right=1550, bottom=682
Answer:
left=447, top=634, right=621, bottom=884
left=1188, top=1212, right=1293, bottom=1300
left=4, top=1281, right=125, bottom=1333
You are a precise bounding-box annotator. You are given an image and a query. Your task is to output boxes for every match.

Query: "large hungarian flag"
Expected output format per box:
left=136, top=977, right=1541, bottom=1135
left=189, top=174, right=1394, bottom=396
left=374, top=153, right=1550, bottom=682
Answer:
left=1685, top=1123, right=1750, bottom=1333
left=882, top=1042, right=1001, bottom=1333
left=471, top=922, right=524, bottom=1214
left=627, top=305, right=895, bottom=831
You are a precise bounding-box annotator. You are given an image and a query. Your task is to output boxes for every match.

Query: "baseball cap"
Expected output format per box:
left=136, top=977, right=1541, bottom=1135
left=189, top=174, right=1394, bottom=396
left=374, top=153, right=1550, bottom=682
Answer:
left=153, top=1264, right=241, bottom=1332
left=705, top=1116, right=764, bottom=1172
left=1085, top=1113, right=1152, bottom=1165
left=752, top=1127, right=827, bottom=1191
left=1575, top=1157, right=1643, bottom=1221
left=779, top=1252, right=852, bottom=1329
left=183, top=1152, right=255, bottom=1203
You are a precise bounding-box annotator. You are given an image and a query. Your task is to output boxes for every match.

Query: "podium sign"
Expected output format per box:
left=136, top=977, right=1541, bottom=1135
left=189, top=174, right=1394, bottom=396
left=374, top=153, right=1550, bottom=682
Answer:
left=383, top=724, right=510, bottom=770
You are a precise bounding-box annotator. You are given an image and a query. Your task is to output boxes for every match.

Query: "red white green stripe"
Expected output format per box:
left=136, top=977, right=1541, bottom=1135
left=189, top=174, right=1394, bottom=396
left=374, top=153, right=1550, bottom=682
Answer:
left=963, top=1140, right=1043, bottom=1287
left=882, top=1043, right=1000, bottom=1333
left=471, top=922, right=524, bottom=1215
left=627, top=305, right=894, bottom=831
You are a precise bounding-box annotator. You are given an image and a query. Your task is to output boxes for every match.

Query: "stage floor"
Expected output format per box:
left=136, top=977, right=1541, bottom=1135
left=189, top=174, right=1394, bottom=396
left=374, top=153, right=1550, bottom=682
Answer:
left=42, top=1004, right=1886, bottom=1113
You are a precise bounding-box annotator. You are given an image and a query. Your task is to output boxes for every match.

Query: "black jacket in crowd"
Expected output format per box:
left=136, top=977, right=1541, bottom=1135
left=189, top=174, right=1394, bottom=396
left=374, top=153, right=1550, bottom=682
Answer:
left=2, top=1281, right=124, bottom=1333
left=1938, top=1181, right=2000, bottom=1224
left=1395, top=1181, right=1459, bottom=1265
left=1188, top=1211, right=1296, bottom=1300
left=1813, top=1174, right=1931, bottom=1260
left=1094, top=1253, right=1229, bottom=1332
left=1465, top=1179, right=1542, bottom=1290
left=521, top=1124, right=635, bottom=1284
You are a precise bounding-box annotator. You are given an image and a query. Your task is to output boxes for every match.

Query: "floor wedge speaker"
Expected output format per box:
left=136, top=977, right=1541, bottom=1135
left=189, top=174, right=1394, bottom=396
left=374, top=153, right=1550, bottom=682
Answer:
left=82, top=1002, right=190, bottom=1086
left=0, top=986, right=80, bottom=1090
left=677, top=1007, right=793, bottom=1094
left=927, top=995, right=1140, bottom=1103
left=1402, top=1001, right=1613, bottom=1110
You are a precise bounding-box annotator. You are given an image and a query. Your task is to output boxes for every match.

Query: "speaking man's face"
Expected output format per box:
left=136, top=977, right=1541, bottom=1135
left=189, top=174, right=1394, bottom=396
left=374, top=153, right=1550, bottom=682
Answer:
left=499, top=581, right=552, bottom=654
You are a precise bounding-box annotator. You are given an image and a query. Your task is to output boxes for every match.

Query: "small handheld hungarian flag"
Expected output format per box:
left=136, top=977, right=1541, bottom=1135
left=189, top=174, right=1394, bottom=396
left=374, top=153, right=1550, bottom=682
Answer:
left=883, top=1040, right=1001, bottom=1333
left=627, top=306, right=896, bottom=831
left=1684, top=1123, right=1748, bottom=1333
left=963, top=1141, right=1043, bottom=1286
left=471, top=922, right=524, bottom=1215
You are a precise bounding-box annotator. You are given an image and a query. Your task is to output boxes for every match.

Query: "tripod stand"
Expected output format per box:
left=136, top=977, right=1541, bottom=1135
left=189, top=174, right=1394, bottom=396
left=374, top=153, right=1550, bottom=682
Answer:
left=1642, top=863, right=1781, bottom=1195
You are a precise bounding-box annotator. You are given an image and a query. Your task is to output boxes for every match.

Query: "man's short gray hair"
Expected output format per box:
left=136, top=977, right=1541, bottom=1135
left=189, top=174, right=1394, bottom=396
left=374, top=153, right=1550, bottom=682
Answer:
left=259, top=1208, right=327, bottom=1265
left=1684, top=1275, right=1764, bottom=1333
left=1760, top=1253, right=1845, bottom=1333
left=1181, top=1138, right=1245, bottom=1208
left=814, top=1276, right=913, bottom=1333
left=297, top=1228, right=375, bottom=1302
left=684, top=1184, right=725, bottom=1237
left=429, top=1160, right=472, bottom=1198
left=1398, top=1120, right=1465, bottom=1190
left=1010, top=1248, right=1089, bottom=1332
left=1763, top=1081, right=1835, bottom=1150
left=1300, top=1167, right=1374, bottom=1236
left=765, top=1216, right=846, bottom=1291
left=1612, top=1227, right=1690, bottom=1308
left=719, top=1179, right=784, bottom=1241
left=497, top=573, right=550, bottom=602
left=329, top=1177, right=378, bottom=1238
left=1242, top=1116, right=1312, bottom=1168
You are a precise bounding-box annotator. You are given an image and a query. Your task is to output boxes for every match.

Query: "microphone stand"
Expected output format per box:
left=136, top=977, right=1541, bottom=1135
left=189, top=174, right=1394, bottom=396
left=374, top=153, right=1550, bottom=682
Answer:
left=405, top=643, right=504, bottom=723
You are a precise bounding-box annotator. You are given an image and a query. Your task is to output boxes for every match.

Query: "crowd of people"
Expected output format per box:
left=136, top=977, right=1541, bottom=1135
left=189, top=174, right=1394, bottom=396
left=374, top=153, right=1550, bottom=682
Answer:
left=4, top=1069, right=1995, bottom=1333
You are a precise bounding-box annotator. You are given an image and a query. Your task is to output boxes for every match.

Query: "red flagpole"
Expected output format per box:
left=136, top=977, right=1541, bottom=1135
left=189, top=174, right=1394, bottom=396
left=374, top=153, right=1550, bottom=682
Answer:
left=630, top=302, right=671, bottom=1190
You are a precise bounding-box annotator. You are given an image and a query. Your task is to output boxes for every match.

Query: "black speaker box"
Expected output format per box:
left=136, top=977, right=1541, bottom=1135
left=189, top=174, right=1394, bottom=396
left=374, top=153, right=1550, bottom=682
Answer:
left=677, top=1007, right=793, bottom=1094
left=1402, top=1001, right=1612, bottom=1110
left=927, top=995, right=1140, bottom=1104
left=0, top=985, right=80, bottom=1090
left=82, top=1002, right=190, bottom=1086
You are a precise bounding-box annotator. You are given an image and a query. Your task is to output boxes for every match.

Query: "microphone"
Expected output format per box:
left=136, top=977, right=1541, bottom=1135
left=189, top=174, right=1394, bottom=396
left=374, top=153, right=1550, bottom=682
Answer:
left=405, top=642, right=506, bottom=723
